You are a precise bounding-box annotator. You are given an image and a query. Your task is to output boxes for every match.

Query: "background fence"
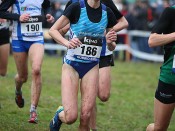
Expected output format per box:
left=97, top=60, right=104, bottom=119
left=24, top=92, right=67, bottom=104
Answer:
left=43, top=29, right=164, bottom=62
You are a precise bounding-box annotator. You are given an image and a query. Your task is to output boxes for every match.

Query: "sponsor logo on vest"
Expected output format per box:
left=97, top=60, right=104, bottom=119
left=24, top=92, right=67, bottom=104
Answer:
left=28, top=17, right=38, bottom=22
left=21, top=6, right=41, bottom=11
left=84, top=37, right=97, bottom=44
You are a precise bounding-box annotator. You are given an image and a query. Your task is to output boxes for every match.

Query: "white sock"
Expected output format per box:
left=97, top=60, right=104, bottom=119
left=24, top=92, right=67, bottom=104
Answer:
left=30, top=104, right=37, bottom=112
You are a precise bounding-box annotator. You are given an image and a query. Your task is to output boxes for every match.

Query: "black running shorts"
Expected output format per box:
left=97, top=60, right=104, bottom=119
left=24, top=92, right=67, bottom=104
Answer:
left=155, top=80, right=175, bottom=104
left=99, top=54, right=114, bottom=68
left=0, top=30, right=10, bottom=45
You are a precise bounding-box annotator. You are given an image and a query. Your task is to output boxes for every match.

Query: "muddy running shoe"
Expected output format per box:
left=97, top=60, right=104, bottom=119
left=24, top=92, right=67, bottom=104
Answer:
left=49, top=106, right=64, bottom=131
left=15, top=92, right=24, bottom=108
left=28, top=111, right=38, bottom=124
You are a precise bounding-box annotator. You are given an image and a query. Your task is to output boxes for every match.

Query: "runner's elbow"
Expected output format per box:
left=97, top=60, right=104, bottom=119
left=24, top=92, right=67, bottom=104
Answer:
left=148, top=35, right=157, bottom=47
left=48, top=28, right=54, bottom=37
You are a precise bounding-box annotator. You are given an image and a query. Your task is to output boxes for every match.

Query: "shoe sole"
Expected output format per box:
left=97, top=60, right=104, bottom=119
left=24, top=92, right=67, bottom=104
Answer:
left=28, top=119, right=38, bottom=124
left=15, top=97, right=24, bottom=108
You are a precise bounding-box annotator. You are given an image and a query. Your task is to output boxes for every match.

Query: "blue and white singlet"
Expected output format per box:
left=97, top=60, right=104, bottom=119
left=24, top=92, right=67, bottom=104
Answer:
left=65, top=0, right=108, bottom=63
left=12, top=0, right=44, bottom=41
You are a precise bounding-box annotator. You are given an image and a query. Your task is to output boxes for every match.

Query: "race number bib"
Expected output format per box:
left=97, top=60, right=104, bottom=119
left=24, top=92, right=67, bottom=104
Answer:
left=172, top=55, right=175, bottom=73
left=74, top=36, right=102, bottom=60
left=74, top=44, right=102, bottom=58
left=21, top=16, right=42, bottom=37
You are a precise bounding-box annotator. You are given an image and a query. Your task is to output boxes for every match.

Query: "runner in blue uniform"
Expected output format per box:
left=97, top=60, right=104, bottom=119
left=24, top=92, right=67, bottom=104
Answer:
left=58, top=0, right=128, bottom=130
left=89, top=1, right=128, bottom=130
left=0, top=0, right=54, bottom=123
left=48, top=0, right=117, bottom=130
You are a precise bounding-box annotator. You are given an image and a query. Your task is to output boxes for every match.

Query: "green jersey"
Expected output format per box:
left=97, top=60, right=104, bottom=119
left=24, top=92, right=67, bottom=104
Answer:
left=152, top=6, right=175, bottom=85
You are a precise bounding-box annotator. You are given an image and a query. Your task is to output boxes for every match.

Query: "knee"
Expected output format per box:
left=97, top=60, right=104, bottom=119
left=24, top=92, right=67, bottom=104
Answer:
left=0, top=69, right=7, bottom=76
left=98, top=92, right=110, bottom=102
left=80, top=111, right=91, bottom=124
left=32, top=66, right=41, bottom=76
left=0, top=72, right=7, bottom=77
left=65, top=111, right=78, bottom=124
left=15, top=74, right=28, bottom=83
left=146, top=123, right=154, bottom=131
left=154, top=123, right=168, bottom=131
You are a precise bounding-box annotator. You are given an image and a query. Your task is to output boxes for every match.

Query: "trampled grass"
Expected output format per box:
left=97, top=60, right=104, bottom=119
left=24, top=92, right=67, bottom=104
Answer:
left=0, top=55, right=175, bottom=131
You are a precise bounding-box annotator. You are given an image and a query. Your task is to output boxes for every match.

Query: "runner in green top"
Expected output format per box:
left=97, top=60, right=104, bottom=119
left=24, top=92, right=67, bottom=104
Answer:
left=146, top=5, right=175, bottom=131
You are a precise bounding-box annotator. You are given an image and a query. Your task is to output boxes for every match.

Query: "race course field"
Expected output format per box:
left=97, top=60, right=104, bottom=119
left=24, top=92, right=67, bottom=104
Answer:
left=0, top=55, right=175, bottom=131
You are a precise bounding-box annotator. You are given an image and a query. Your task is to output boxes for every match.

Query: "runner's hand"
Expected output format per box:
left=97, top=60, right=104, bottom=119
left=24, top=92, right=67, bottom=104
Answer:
left=46, top=14, right=54, bottom=23
left=0, top=18, right=7, bottom=23
left=19, top=14, right=30, bottom=22
left=106, top=29, right=117, bottom=44
left=66, top=38, right=82, bottom=49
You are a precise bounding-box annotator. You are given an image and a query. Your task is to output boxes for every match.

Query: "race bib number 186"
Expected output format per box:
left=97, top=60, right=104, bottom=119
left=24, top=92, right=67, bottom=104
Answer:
left=74, top=36, right=102, bottom=59
left=74, top=44, right=102, bottom=58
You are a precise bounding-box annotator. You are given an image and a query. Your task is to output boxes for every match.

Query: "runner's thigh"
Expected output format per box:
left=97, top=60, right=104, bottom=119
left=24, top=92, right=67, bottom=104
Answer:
left=80, top=64, right=99, bottom=113
left=98, top=66, right=111, bottom=96
left=154, top=98, right=175, bottom=129
left=62, top=63, right=79, bottom=116
left=0, top=44, right=10, bottom=70
left=13, top=52, right=28, bottom=76
left=28, top=43, right=44, bottom=70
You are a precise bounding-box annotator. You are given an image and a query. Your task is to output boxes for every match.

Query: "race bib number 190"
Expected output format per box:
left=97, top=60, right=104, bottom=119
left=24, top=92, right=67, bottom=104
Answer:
left=21, top=16, right=42, bottom=37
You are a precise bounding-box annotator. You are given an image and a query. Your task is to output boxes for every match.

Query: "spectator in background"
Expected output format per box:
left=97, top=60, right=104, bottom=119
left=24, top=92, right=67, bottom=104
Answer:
left=155, top=0, right=170, bottom=17
left=125, top=4, right=138, bottom=30
left=52, top=1, right=65, bottom=56
left=125, top=0, right=156, bottom=61
left=114, top=0, right=129, bottom=60
left=121, top=0, right=128, bottom=16
left=52, top=1, right=64, bottom=21
left=125, top=0, right=155, bottom=62
left=125, top=4, right=140, bottom=61
left=44, top=1, right=64, bottom=56
left=134, top=0, right=154, bottom=29
left=125, top=0, right=155, bottom=30
left=47, top=1, right=64, bottom=28
left=135, top=0, right=154, bottom=54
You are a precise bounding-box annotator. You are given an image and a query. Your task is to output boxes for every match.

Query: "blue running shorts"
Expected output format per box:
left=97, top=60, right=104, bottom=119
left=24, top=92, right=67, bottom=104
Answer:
left=12, top=40, right=44, bottom=52
left=64, top=58, right=98, bottom=79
